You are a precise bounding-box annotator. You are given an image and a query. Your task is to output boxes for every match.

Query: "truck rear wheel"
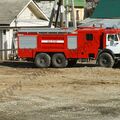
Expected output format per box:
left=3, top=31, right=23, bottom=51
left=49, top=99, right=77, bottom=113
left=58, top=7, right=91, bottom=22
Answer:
left=98, top=53, right=114, bottom=68
left=52, top=53, right=68, bottom=68
left=35, top=53, right=51, bottom=68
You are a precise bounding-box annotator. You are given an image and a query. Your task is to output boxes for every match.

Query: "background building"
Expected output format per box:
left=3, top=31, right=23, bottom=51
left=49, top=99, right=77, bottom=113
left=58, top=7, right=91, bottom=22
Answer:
left=0, top=0, right=49, bottom=60
left=65, top=0, right=86, bottom=22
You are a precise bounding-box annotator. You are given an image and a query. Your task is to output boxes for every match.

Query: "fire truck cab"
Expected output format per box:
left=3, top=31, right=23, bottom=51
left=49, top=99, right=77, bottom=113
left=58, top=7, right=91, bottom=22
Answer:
left=17, top=27, right=120, bottom=68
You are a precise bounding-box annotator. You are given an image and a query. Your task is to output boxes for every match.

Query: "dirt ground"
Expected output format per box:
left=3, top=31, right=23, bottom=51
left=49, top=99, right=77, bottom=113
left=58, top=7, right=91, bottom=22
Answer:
left=0, top=61, right=120, bottom=120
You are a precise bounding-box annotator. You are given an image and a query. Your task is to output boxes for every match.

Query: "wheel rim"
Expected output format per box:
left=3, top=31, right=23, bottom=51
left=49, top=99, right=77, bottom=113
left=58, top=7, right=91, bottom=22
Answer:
left=102, top=58, right=108, bottom=64
left=100, top=56, right=111, bottom=67
left=56, top=57, right=62, bottom=64
left=36, top=55, right=50, bottom=67
left=40, top=58, right=46, bottom=64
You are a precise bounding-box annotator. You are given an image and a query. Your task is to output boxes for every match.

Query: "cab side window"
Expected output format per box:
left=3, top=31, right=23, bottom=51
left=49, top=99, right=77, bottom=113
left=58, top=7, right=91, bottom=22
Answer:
left=86, top=34, right=93, bottom=41
left=108, top=34, right=118, bottom=46
left=108, top=35, right=118, bottom=41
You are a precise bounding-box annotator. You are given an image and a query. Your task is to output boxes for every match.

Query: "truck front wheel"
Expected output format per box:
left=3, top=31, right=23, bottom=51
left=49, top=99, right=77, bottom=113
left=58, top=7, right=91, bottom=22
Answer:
left=35, top=53, right=51, bottom=68
left=98, top=53, right=114, bottom=68
left=52, top=53, right=68, bottom=68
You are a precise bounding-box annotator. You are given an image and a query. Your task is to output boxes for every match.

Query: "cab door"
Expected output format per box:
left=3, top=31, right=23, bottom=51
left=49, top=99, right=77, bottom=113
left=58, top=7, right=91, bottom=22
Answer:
left=106, top=34, right=120, bottom=54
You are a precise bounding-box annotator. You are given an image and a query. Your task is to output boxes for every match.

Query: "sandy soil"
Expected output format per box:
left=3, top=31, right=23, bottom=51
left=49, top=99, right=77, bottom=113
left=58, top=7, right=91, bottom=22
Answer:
left=0, top=61, right=120, bottom=120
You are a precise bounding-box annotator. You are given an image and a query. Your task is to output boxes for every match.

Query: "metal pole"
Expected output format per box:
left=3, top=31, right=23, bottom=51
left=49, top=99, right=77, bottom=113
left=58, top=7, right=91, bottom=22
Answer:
left=55, top=0, right=61, bottom=27
left=65, top=0, right=69, bottom=28
left=60, top=0, right=64, bottom=27
left=49, top=0, right=58, bottom=27
left=71, top=0, right=77, bottom=28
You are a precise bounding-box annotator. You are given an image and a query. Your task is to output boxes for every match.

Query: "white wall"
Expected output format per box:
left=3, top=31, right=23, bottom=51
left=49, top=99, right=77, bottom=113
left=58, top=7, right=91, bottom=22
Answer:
left=68, top=8, right=85, bottom=22
left=0, top=31, right=2, bottom=59
left=75, top=8, right=84, bottom=21
left=1, top=29, right=14, bottom=60
left=11, top=6, right=49, bottom=27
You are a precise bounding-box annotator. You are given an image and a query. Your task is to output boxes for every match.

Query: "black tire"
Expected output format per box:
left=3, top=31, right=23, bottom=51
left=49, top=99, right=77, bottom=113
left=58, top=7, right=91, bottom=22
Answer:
left=52, top=53, right=68, bottom=68
left=68, top=59, right=77, bottom=67
left=35, top=53, right=51, bottom=68
left=98, top=53, right=114, bottom=68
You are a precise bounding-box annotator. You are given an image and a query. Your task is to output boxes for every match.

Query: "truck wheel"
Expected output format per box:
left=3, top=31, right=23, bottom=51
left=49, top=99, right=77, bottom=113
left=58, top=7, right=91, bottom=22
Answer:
left=98, top=53, right=114, bottom=68
left=52, top=53, right=68, bottom=68
left=35, top=53, right=51, bottom=68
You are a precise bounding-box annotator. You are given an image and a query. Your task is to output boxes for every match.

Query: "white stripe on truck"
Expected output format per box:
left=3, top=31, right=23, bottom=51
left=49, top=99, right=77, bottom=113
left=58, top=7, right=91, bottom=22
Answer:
left=41, top=40, right=64, bottom=43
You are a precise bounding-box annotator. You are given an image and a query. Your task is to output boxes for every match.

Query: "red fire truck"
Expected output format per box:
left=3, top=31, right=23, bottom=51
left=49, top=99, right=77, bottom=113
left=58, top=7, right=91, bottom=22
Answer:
left=17, top=27, right=120, bottom=68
